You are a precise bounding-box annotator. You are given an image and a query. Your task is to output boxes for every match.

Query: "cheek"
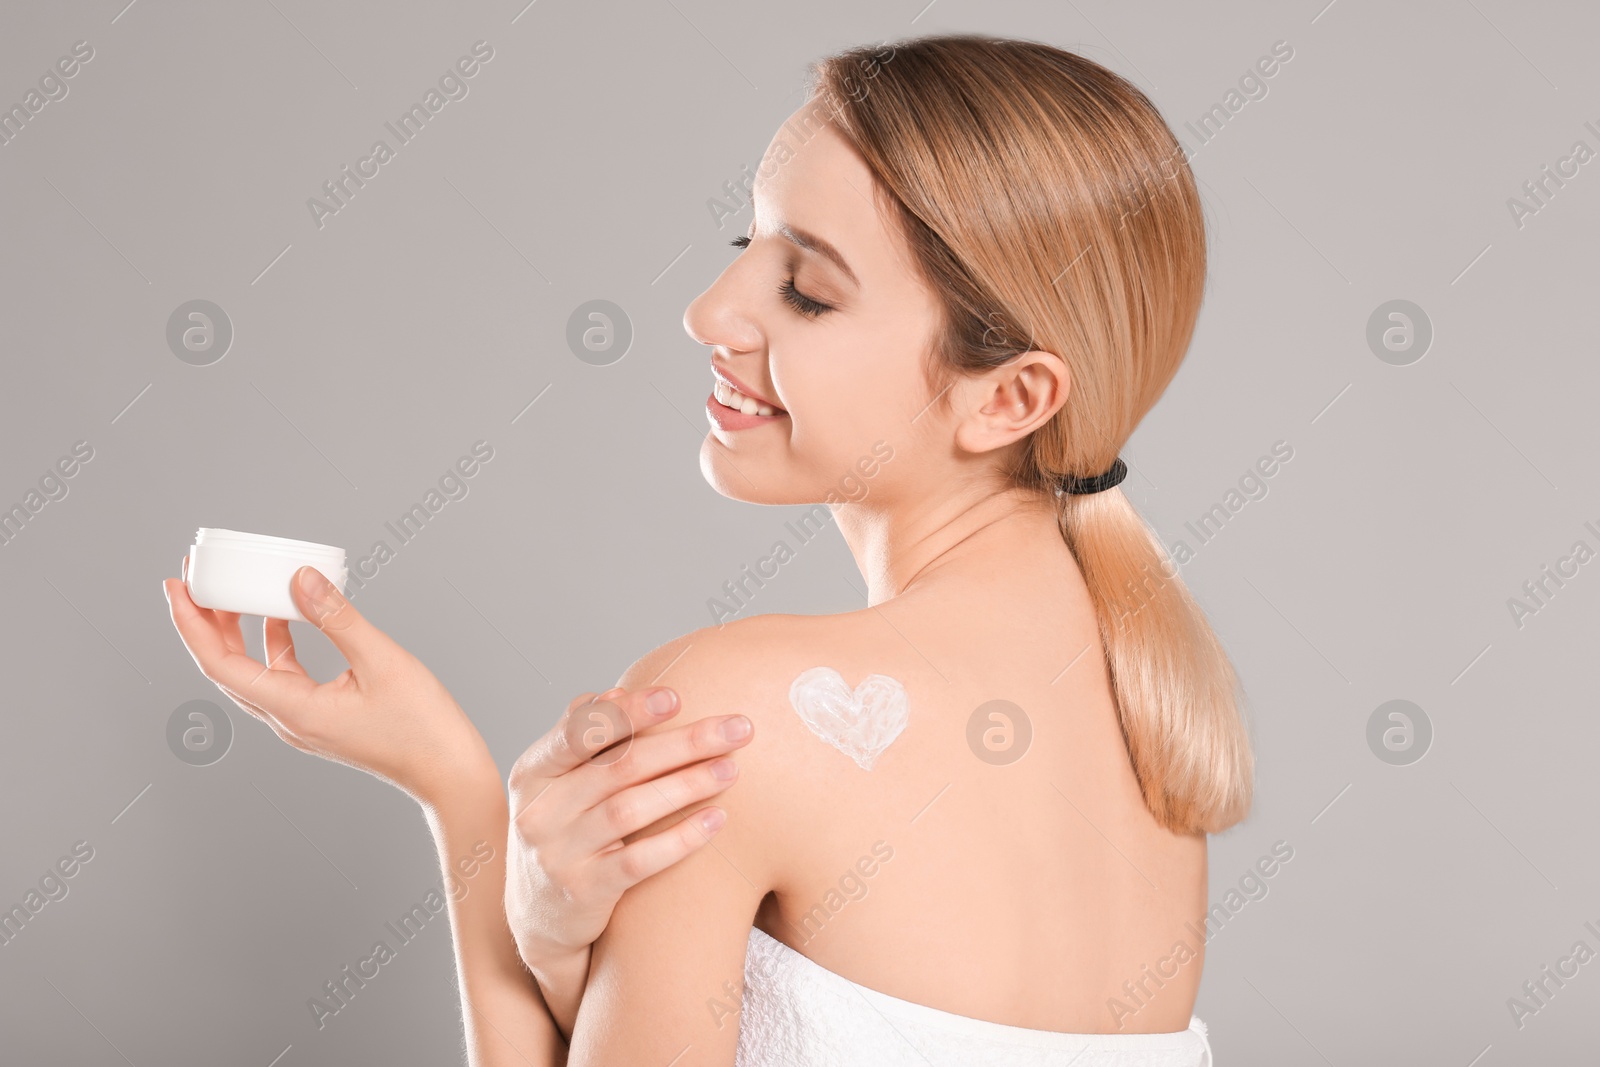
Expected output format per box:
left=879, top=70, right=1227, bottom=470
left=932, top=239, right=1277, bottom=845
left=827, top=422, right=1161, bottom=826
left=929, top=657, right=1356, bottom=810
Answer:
left=774, top=313, right=930, bottom=461
left=784, top=367, right=904, bottom=474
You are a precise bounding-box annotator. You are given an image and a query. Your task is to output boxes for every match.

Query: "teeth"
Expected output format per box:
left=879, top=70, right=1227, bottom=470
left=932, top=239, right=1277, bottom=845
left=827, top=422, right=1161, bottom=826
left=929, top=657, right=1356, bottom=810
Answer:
left=715, top=377, right=781, bottom=416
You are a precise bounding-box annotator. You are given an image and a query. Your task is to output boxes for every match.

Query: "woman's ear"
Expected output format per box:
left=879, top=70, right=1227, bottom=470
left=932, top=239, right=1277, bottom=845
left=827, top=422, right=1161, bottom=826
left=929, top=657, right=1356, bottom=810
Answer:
left=952, top=350, right=1072, bottom=456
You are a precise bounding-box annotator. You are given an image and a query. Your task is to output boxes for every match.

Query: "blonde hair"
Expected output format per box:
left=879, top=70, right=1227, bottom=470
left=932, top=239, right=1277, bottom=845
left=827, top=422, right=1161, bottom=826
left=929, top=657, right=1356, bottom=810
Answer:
left=809, top=33, right=1253, bottom=834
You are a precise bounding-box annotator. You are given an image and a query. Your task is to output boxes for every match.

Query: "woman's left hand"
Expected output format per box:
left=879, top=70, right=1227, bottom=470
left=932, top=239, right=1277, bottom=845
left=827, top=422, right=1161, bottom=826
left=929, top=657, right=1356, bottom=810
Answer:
left=162, top=563, right=496, bottom=804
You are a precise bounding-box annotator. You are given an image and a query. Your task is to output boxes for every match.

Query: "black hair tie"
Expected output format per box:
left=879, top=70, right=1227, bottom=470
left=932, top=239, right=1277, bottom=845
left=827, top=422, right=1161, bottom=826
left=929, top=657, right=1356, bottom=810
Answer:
left=1058, top=457, right=1127, bottom=495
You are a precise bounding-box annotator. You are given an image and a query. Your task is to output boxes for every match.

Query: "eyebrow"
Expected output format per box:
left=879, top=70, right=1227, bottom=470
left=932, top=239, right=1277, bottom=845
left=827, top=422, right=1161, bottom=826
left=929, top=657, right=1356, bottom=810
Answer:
left=778, top=223, right=860, bottom=289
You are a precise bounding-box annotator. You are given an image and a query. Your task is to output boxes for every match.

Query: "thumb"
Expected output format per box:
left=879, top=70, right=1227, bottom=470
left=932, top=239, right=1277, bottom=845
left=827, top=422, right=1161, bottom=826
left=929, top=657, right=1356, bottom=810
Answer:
left=292, top=565, right=389, bottom=672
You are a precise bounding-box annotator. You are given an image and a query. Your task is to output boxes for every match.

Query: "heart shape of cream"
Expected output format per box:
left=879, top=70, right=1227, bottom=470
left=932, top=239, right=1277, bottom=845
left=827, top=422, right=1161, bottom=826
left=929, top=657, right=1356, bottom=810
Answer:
left=788, top=666, right=909, bottom=770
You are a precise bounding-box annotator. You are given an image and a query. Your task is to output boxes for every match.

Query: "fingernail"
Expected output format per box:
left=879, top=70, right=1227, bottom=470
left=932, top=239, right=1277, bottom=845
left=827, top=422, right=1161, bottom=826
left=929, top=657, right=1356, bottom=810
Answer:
left=710, top=758, right=737, bottom=780
left=699, top=808, right=726, bottom=833
left=722, top=716, right=751, bottom=741
left=297, top=567, right=339, bottom=619
left=646, top=689, right=676, bottom=715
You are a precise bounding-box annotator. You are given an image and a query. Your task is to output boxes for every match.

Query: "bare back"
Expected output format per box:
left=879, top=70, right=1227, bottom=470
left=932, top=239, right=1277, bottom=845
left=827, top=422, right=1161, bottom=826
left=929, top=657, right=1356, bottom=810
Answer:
left=729, top=539, right=1206, bottom=1036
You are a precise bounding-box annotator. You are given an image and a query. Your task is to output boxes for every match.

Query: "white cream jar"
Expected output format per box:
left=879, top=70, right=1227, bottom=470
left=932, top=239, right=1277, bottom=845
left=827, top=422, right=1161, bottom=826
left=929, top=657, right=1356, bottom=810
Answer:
left=185, top=527, right=348, bottom=622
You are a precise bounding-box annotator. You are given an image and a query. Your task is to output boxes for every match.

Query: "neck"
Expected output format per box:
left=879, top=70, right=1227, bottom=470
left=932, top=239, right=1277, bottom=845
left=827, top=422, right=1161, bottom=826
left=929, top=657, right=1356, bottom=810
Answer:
left=831, top=483, right=1068, bottom=606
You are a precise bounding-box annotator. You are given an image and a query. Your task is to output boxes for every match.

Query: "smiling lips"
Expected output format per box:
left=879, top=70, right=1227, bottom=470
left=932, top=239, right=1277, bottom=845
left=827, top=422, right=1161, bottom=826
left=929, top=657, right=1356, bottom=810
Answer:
left=711, top=364, right=785, bottom=414
left=706, top=364, right=787, bottom=432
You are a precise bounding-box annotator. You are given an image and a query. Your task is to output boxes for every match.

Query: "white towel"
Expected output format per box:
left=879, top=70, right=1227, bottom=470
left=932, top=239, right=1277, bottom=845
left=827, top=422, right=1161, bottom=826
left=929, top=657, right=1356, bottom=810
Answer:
left=736, top=926, right=1214, bottom=1066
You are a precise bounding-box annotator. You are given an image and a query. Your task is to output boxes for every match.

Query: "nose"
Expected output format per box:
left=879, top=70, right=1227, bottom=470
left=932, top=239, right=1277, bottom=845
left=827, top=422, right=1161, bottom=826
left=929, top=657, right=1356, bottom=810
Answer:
left=682, top=263, right=762, bottom=354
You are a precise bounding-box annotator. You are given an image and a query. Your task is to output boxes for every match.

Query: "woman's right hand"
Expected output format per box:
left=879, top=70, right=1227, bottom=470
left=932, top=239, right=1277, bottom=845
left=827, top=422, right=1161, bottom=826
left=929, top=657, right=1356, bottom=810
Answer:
left=503, top=686, right=753, bottom=975
left=163, top=563, right=498, bottom=808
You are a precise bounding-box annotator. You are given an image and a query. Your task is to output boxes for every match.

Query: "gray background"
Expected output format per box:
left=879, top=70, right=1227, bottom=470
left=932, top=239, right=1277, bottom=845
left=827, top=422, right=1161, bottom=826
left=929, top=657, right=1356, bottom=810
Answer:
left=1, top=0, right=1595, bottom=1063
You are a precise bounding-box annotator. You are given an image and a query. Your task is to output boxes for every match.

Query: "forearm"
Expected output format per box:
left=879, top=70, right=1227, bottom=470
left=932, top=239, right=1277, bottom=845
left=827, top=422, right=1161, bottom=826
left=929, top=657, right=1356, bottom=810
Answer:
left=420, top=760, right=567, bottom=1066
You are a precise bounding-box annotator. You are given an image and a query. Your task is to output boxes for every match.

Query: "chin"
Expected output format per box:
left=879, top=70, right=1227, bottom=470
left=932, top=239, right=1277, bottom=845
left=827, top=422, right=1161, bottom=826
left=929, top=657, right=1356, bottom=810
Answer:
left=699, top=436, right=762, bottom=503
left=697, top=436, right=801, bottom=506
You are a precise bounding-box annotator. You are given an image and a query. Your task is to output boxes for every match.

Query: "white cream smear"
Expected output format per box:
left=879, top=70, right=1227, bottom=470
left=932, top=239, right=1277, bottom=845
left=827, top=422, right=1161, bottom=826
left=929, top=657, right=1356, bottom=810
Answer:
left=787, top=667, right=909, bottom=770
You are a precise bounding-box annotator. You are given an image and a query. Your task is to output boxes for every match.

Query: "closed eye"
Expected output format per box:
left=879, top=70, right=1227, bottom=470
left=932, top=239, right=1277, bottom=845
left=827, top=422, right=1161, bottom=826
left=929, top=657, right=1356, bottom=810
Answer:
left=728, top=235, right=834, bottom=318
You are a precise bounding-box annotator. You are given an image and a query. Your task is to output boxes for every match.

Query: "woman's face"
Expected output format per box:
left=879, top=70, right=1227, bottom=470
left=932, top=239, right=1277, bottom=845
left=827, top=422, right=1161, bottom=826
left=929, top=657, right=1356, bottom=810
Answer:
left=684, top=99, right=944, bottom=508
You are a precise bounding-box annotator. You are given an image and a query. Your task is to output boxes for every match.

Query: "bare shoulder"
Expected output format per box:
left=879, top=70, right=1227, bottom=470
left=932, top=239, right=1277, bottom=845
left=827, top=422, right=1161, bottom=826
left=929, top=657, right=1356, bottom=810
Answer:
left=614, top=612, right=869, bottom=755
left=616, top=612, right=865, bottom=693
left=612, top=612, right=888, bottom=879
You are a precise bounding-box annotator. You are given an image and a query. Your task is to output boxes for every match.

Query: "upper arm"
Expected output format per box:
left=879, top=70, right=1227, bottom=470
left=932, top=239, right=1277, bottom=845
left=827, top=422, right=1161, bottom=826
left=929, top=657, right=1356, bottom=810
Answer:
left=565, top=624, right=788, bottom=1067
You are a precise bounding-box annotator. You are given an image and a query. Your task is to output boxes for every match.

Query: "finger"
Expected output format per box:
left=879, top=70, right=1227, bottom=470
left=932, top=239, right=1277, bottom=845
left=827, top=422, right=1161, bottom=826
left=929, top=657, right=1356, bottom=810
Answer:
left=289, top=565, right=394, bottom=675
left=165, top=577, right=316, bottom=708
left=263, top=617, right=310, bottom=678
left=167, top=579, right=314, bottom=747
left=213, top=609, right=247, bottom=656
left=579, top=687, right=682, bottom=764
left=178, top=564, right=247, bottom=656
left=509, top=687, right=680, bottom=789
left=598, top=712, right=752, bottom=793
left=593, top=804, right=727, bottom=895
left=505, top=689, right=660, bottom=825
left=571, top=756, right=739, bottom=860
left=507, top=698, right=629, bottom=810
left=529, top=711, right=752, bottom=827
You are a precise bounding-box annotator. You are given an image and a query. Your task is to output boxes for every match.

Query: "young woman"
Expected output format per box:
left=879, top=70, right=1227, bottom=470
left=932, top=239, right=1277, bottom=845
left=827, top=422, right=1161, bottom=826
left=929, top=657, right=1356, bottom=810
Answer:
left=165, top=31, right=1252, bottom=1067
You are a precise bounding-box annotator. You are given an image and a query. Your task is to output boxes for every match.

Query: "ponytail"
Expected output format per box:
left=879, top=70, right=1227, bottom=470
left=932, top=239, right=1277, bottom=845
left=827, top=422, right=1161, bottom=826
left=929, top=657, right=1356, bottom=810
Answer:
left=1058, top=489, right=1253, bottom=833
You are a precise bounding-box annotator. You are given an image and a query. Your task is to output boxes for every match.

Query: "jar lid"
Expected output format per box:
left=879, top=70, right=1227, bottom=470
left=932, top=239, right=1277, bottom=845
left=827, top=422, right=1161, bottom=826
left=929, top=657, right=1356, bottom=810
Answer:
left=193, top=527, right=345, bottom=559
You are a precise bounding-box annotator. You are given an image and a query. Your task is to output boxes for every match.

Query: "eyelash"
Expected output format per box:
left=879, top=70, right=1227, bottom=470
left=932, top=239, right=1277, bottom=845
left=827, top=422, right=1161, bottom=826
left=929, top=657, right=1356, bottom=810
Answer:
left=728, top=234, right=834, bottom=318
